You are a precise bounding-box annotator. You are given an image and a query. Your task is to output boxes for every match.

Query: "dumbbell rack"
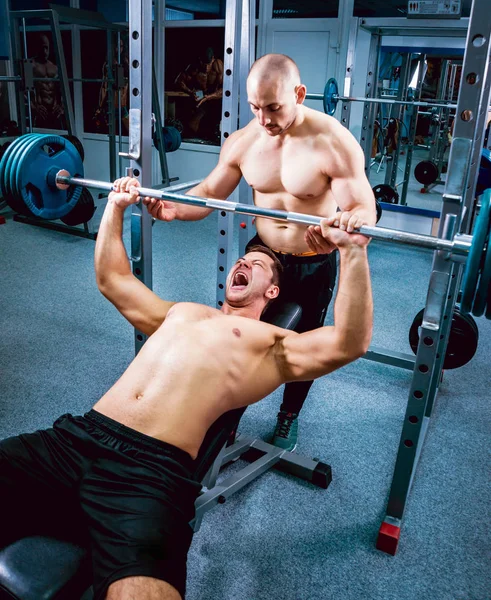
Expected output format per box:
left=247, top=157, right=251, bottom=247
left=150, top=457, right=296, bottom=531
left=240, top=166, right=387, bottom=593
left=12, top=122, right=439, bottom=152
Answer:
left=377, top=0, right=491, bottom=555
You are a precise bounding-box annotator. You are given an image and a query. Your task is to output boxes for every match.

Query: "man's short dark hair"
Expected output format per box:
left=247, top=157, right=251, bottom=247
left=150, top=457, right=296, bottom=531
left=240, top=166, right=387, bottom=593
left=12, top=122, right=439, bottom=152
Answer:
left=245, top=245, right=283, bottom=289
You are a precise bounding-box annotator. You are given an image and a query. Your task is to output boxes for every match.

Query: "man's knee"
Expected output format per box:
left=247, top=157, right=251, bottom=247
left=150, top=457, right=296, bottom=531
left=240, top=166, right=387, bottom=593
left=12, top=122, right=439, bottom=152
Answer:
left=106, top=576, right=182, bottom=600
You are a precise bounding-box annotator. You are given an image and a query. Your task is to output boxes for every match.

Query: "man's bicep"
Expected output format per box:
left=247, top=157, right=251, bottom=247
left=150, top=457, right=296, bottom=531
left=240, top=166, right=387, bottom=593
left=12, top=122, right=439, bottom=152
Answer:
left=276, top=328, right=347, bottom=382
left=330, top=174, right=374, bottom=212
left=329, top=137, right=374, bottom=211
left=102, top=275, right=175, bottom=336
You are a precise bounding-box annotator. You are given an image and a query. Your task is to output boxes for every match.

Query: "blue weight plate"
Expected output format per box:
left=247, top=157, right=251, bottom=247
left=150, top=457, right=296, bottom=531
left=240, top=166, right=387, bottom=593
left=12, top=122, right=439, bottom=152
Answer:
left=3, top=135, right=39, bottom=205
left=7, top=135, right=46, bottom=216
left=8, top=135, right=41, bottom=199
left=1, top=135, right=36, bottom=198
left=16, top=135, right=84, bottom=220
left=472, top=190, right=491, bottom=317
left=472, top=228, right=491, bottom=317
left=323, top=77, right=339, bottom=116
left=461, top=190, right=490, bottom=314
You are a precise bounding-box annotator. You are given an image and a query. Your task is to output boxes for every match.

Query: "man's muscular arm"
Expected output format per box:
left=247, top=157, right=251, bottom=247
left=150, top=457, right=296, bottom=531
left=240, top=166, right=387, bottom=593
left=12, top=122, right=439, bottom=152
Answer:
left=145, top=128, right=243, bottom=221
left=276, top=217, right=372, bottom=382
left=95, top=178, right=175, bottom=335
left=329, top=126, right=377, bottom=232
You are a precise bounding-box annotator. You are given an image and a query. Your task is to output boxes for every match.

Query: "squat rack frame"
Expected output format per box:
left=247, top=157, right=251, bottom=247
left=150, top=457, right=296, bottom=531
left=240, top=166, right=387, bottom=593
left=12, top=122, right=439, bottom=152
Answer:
left=128, top=0, right=490, bottom=554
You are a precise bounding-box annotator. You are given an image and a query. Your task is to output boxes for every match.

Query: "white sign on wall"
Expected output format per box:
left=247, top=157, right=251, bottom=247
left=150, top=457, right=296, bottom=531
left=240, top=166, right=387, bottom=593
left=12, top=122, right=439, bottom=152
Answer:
left=407, top=1, right=462, bottom=18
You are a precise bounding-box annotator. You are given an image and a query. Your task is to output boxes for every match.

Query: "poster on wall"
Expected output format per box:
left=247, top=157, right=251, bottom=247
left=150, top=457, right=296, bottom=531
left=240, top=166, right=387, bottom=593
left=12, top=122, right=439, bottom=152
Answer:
left=165, top=28, right=224, bottom=145
left=80, top=30, right=129, bottom=136
left=24, top=30, right=73, bottom=131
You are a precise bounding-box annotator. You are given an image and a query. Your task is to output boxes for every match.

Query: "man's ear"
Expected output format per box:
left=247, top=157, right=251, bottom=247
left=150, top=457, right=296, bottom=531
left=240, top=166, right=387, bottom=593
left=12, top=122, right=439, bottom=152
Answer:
left=295, top=84, right=307, bottom=105
left=266, top=284, right=280, bottom=301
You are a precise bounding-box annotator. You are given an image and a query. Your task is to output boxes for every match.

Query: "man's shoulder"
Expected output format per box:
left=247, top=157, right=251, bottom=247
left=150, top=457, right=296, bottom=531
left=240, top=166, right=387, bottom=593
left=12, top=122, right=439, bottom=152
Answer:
left=305, top=108, right=360, bottom=155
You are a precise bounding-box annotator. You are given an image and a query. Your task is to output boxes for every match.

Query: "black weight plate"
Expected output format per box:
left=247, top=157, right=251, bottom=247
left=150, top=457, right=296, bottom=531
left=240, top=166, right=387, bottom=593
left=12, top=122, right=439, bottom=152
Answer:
left=0, top=141, right=11, bottom=161
left=409, top=308, right=478, bottom=369
left=372, top=184, right=399, bottom=204
left=62, top=134, right=85, bottom=162
left=60, top=187, right=95, bottom=226
left=376, top=199, right=382, bottom=223
left=414, top=160, right=438, bottom=186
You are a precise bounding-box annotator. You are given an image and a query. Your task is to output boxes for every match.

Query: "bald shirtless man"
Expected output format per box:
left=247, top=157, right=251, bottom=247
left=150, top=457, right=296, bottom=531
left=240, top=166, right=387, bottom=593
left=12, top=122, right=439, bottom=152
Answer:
left=0, top=177, right=372, bottom=600
left=145, top=53, right=376, bottom=451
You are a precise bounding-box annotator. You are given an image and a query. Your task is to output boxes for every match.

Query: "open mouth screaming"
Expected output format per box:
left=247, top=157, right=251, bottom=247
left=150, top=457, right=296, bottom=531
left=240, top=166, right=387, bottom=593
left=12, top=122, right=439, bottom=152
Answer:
left=231, top=270, right=249, bottom=290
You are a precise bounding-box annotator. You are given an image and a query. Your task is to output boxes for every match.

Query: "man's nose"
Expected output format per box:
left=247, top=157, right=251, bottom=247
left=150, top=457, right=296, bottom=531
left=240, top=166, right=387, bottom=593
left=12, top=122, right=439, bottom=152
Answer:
left=258, top=111, right=270, bottom=126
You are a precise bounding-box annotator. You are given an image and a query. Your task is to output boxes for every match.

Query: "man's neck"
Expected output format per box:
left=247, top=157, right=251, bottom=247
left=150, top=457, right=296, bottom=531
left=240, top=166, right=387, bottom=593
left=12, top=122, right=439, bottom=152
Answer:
left=220, top=303, right=263, bottom=320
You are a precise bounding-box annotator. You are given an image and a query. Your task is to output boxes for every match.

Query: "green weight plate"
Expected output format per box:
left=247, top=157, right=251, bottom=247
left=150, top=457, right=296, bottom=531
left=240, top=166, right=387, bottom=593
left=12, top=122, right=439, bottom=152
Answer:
left=323, top=77, right=339, bottom=116
left=0, top=136, right=33, bottom=198
left=461, top=191, right=491, bottom=315
left=8, top=135, right=40, bottom=199
left=17, top=134, right=84, bottom=220
left=472, top=220, right=491, bottom=317
left=3, top=135, right=39, bottom=214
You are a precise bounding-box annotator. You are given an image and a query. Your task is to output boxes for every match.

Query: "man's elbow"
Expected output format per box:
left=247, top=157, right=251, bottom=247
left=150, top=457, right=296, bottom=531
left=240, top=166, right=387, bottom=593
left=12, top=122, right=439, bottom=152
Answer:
left=336, top=332, right=372, bottom=365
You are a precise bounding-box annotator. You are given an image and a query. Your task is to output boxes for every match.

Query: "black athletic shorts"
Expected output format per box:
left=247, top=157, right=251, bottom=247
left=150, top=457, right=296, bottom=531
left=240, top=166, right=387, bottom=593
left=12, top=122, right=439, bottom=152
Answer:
left=0, top=410, right=202, bottom=600
left=246, top=233, right=337, bottom=332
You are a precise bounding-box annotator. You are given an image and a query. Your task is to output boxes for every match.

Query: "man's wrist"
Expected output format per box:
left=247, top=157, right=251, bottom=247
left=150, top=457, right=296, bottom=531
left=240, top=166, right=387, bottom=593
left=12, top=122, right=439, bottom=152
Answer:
left=338, top=244, right=367, bottom=259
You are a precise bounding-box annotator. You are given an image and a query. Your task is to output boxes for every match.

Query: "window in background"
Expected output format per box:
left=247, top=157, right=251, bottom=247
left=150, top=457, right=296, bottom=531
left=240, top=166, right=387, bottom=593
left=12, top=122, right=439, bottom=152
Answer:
left=166, top=8, right=194, bottom=20
left=81, top=29, right=129, bottom=135
left=272, top=0, right=338, bottom=19
left=164, top=27, right=224, bottom=145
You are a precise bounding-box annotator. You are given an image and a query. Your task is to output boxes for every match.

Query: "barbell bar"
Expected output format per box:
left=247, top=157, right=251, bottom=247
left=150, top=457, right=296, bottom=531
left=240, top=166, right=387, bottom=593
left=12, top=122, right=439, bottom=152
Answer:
left=305, top=77, right=464, bottom=116
left=56, top=172, right=472, bottom=258
left=1, top=134, right=490, bottom=321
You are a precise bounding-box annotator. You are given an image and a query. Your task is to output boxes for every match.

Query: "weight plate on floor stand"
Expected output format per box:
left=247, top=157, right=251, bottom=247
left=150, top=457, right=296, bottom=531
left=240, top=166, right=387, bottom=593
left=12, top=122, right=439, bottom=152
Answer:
left=414, top=160, right=438, bottom=186
left=409, top=307, right=479, bottom=369
left=372, top=184, right=399, bottom=204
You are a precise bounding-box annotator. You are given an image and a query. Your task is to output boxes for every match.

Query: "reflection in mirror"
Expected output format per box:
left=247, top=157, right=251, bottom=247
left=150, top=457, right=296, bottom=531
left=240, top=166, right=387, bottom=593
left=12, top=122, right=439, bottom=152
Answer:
left=368, top=48, right=465, bottom=213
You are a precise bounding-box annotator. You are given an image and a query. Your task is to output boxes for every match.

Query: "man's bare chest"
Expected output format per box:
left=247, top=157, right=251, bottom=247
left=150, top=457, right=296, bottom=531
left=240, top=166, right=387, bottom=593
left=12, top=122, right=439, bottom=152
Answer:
left=241, top=143, right=330, bottom=199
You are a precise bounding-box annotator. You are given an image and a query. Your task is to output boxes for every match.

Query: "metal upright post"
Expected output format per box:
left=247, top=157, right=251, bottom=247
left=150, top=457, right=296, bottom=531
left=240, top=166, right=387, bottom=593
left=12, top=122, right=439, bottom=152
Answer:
left=216, top=0, right=242, bottom=308
left=359, top=32, right=381, bottom=175
left=49, top=10, right=76, bottom=135
left=400, top=53, right=425, bottom=205
left=377, top=0, right=491, bottom=555
left=128, top=0, right=154, bottom=354
left=10, top=16, right=28, bottom=134
left=106, top=30, right=116, bottom=182
left=339, top=17, right=359, bottom=130
left=385, top=53, right=410, bottom=189
left=237, top=0, right=255, bottom=258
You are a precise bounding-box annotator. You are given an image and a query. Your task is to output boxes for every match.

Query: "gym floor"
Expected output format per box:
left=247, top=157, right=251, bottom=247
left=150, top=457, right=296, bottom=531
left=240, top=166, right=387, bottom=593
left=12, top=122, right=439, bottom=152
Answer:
left=0, top=206, right=489, bottom=600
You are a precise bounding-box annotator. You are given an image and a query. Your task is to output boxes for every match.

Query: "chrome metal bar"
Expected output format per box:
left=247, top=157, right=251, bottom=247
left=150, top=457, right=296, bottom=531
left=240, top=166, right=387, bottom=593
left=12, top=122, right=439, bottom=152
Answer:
left=306, top=91, right=458, bottom=110
left=57, top=173, right=465, bottom=256
left=21, top=18, right=33, bottom=133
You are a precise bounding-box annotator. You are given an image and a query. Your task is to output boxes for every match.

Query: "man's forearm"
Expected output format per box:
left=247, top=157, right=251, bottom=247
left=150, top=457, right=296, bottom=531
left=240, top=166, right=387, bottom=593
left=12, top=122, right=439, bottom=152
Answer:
left=173, top=183, right=217, bottom=221
left=333, top=246, right=372, bottom=356
left=94, top=199, right=131, bottom=288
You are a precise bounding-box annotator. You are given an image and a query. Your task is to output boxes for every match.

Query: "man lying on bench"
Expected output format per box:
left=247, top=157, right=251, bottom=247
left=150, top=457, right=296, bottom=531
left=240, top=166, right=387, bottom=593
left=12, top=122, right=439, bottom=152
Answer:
left=0, top=177, right=373, bottom=600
